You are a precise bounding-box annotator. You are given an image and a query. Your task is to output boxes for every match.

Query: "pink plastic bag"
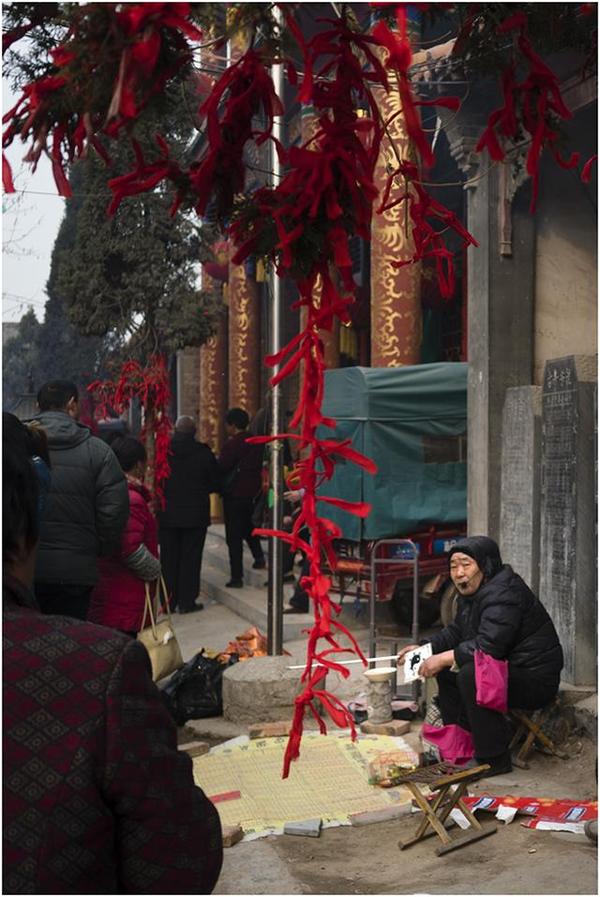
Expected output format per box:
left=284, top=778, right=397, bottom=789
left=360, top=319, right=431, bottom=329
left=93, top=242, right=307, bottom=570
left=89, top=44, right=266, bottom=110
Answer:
left=421, top=722, right=474, bottom=764
left=474, top=649, right=509, bottom=713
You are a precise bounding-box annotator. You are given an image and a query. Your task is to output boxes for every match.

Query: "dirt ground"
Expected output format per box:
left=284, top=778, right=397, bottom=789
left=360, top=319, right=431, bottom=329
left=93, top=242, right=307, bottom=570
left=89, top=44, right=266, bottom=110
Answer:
left=212, top=736, right=597, bottom=896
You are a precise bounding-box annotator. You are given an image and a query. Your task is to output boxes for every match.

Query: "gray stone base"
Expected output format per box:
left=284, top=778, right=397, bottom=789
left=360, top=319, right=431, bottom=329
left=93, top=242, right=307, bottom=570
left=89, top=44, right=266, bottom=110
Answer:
left=222, top=656, right=312, bottom=724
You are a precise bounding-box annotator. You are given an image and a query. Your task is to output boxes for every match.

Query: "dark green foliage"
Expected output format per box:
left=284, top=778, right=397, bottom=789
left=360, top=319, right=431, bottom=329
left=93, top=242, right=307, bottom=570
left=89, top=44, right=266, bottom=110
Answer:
left=2, top=301, right=106, bottom=411
left=3, top=158, right=103, bottom=408
left=3, top=310, right=40, bottom=408
left=54, top=146, right=222, bottom=359
left=3, top=158, right=107, bottom=409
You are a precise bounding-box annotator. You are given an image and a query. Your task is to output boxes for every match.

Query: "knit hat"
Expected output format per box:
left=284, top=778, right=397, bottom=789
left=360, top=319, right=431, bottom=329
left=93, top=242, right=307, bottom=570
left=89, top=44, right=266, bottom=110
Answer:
left=447, top=536, right=503, bottom=581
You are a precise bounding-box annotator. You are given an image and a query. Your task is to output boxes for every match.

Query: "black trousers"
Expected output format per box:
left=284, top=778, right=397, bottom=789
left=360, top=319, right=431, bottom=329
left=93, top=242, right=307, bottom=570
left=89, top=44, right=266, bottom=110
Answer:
left=289, top=554, right=310, bottom=611
left=159, top=526, right=207, bottom=611
left=436, top=662, right=558, bottom=759
left=223, top=497, right=265, bottom=581
left=35, top=582, right=93, bottom=621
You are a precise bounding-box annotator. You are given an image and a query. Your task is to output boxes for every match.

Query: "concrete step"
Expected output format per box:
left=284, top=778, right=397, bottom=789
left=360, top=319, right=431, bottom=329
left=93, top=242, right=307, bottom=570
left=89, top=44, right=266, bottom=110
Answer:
left=204, top=529, right=268, bottom=589
left=202, top=524, right=371, bottom=638
left=200, top=560, right=314, bottom=640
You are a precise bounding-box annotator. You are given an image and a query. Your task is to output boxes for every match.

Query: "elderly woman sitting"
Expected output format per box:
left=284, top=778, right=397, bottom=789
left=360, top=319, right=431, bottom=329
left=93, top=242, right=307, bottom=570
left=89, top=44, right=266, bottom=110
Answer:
left=398, top=536, right=564, bottom=776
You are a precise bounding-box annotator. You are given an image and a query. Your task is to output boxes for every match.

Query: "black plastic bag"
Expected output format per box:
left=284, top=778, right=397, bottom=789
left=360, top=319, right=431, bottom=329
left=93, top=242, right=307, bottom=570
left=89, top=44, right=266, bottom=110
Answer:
left=160, top=650, right=238, bottom=726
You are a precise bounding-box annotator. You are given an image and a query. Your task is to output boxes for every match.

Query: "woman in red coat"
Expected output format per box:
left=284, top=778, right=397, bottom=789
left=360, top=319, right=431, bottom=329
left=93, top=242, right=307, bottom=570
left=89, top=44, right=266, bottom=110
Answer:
left=89, top=437, right=160, bottom=636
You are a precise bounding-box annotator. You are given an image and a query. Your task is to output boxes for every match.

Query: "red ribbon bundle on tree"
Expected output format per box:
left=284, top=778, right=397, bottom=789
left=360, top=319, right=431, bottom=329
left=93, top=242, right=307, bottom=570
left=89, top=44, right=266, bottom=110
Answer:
left=2, top=2, right=202, bottom=197
left=475, top=12, right=579, bottom=211
left=88, top=355, right=173, bottom=507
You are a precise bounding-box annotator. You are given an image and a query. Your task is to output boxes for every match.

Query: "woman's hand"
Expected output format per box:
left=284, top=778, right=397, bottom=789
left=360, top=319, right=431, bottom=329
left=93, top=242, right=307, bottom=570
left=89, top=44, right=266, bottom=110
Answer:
left=419, top=650, right=455, bottom=678
left=396, top=644, right=420, bottom=665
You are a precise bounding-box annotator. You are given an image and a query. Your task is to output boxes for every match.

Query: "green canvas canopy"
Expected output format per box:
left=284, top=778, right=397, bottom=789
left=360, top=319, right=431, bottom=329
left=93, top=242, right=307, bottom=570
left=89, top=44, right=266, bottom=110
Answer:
left=317, top=363, right=468, bottom=540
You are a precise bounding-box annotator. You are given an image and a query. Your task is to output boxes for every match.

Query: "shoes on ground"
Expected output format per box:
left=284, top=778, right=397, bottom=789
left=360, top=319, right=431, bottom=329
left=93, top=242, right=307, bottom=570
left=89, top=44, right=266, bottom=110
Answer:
left=179, top=602, right=204, bottom=614
left=584, top=820, right=598, bottom=843
left=226, top=579, right=244, bottom=588
left=252, top=559, right=267, bottom=570
left=283, top=605, right=309, bottom=615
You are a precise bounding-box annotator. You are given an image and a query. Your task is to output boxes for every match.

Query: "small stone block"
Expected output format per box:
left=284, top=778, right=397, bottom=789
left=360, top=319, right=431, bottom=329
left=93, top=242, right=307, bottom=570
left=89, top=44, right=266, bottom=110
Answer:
left=178, top=740, right=210, bottom=757
left=360, top=719, right=411, bottom=736
left=222, top=824, right=244, bottom=848
left=349, top=804, right=412, bottom=826
left=248, top=720, right=292, bottom=739
left=283, top=818, right=322, bottom=837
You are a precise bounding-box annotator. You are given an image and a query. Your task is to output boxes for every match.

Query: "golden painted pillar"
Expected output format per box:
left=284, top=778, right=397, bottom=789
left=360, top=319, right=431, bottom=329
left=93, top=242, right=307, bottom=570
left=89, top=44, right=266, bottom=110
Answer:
left=223, top=18, right=261, bottom=419
left=370, top=62, right=421, bottom=367
left=228, top=261, right=261, bottom=417
left=199, top=272, right=228, bottom=453
left=197, top=29, right=227, bottom=455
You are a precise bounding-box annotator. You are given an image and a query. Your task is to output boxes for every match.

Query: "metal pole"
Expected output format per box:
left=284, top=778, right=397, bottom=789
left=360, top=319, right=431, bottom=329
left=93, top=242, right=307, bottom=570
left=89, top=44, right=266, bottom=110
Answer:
left=267, top=5, right=285, bottom=655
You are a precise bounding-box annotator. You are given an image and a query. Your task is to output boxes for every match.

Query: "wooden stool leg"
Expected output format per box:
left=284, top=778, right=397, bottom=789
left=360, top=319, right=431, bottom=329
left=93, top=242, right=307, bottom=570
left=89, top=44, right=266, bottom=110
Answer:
left=435, top=824, right=497, bottom=857
left=398, top=767, right=498, bottom=856
left=509, top=721, right=526, bottom=752
left=398, top=784, right=453, bottom=849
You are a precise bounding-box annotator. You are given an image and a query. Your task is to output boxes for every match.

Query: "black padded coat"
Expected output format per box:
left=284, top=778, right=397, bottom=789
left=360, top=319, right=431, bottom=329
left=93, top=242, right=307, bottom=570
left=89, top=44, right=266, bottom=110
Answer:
left=158, top=433, right=220, bottom=529
left=429, top=565, right=564, bottom=686
left=33, top=412, right=129, bottom=586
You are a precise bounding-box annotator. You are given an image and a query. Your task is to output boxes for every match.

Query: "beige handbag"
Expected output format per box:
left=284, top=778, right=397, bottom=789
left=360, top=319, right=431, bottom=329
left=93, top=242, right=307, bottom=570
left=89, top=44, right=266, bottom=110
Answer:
left=137, top=577, right=183, bottom=682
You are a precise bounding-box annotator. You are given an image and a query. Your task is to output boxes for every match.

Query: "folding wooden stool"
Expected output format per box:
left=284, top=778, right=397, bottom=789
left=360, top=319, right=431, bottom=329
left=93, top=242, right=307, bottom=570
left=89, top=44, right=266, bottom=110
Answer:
left=397, top=762, right=497, bottom=857
left=509, top=701, right=570, bottom=769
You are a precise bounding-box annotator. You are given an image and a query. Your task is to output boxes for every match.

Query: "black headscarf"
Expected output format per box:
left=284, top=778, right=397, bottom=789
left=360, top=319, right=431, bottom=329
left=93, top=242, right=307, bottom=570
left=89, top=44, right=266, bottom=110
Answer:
left=447, top=536, right=503, bottom=582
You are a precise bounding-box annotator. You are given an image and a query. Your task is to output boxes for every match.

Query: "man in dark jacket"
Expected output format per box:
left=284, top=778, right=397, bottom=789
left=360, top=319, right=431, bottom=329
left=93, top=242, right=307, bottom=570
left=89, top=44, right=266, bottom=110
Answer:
left=3, top=419, right=223, bottom=894
left=158, top=416, right=220, bottom=613
left=218, top=407, right=266, bottom=588
left=32, top=380, right=129, bottom=620
left=397, top=536, right=564, bottom=776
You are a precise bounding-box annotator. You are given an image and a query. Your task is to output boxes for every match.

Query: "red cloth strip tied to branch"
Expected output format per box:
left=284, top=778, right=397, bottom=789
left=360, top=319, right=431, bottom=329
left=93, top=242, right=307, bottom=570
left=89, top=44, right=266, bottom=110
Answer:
left=227, top=21, right=391, bottom=775
left=107, top=47, right=283, bottom=221
left=2, top=2, right=202, bottom=197
left=248, top=267, right=378, bottom=778
left=475, top=12, right=577, bottom=212
left=87, top=355, right=172, bottom=507
left=378, top=159, right=479, bottom=299
left=232, top=12, right=463, bottom=775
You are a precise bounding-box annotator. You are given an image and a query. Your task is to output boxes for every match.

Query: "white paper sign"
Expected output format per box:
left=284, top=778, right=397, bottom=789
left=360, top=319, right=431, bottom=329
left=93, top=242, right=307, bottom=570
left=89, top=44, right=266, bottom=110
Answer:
left=403, top=644, right=432, bottom=683
left=495, top=804, right=518, bottom=825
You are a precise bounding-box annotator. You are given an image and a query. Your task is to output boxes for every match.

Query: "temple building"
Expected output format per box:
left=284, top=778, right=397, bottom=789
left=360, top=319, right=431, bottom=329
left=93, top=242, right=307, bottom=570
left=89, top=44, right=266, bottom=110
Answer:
left=173, top=5, right=596, bottom=685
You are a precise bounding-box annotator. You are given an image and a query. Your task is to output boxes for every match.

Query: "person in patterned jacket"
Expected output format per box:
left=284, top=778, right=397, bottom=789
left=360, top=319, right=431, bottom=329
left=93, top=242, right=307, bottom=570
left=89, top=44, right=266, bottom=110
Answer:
left=2, top=418, right=223, bottom=894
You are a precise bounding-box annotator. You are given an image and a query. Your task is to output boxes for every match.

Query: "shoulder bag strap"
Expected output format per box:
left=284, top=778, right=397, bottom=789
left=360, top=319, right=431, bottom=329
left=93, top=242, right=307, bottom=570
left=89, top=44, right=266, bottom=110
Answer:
left=140, top=582, right=158, bottom=637
left=158, top=575, right=175, bottom=623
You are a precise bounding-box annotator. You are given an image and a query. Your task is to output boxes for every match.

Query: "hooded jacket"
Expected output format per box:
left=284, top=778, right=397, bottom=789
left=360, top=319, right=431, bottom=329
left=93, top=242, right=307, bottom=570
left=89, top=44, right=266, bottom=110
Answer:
left=429, top=564, right=564, bottom=686
left=158, top=432, right=220, bottom=529
left=32, top=411, right=129, bottom=586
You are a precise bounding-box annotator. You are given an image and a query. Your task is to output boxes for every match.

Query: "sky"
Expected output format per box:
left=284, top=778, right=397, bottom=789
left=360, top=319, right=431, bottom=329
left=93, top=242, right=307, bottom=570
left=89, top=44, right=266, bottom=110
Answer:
left=2, top=77, right=65, bottom=324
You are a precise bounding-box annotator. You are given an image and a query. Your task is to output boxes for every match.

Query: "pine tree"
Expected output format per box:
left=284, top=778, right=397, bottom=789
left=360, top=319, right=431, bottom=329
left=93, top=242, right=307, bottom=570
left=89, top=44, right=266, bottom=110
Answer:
left=2, top=165, right=107, bottom=409
left=54, top=90, right=222, bottom=361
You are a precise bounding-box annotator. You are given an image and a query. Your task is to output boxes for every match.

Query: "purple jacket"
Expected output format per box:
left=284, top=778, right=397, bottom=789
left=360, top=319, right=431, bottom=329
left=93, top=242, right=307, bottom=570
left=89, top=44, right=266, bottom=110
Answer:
left=218, top=430, right=263, bottom=499
left=3, top=576, right=223, bottom=894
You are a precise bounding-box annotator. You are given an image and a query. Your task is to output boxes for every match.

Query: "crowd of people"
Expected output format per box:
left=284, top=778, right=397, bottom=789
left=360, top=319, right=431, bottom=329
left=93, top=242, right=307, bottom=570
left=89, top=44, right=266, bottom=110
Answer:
left=2, top=380, right=312, bottom=891
left=3, top=379, right=567, bottom=890
left=3, top=385, right=223, bottom=894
